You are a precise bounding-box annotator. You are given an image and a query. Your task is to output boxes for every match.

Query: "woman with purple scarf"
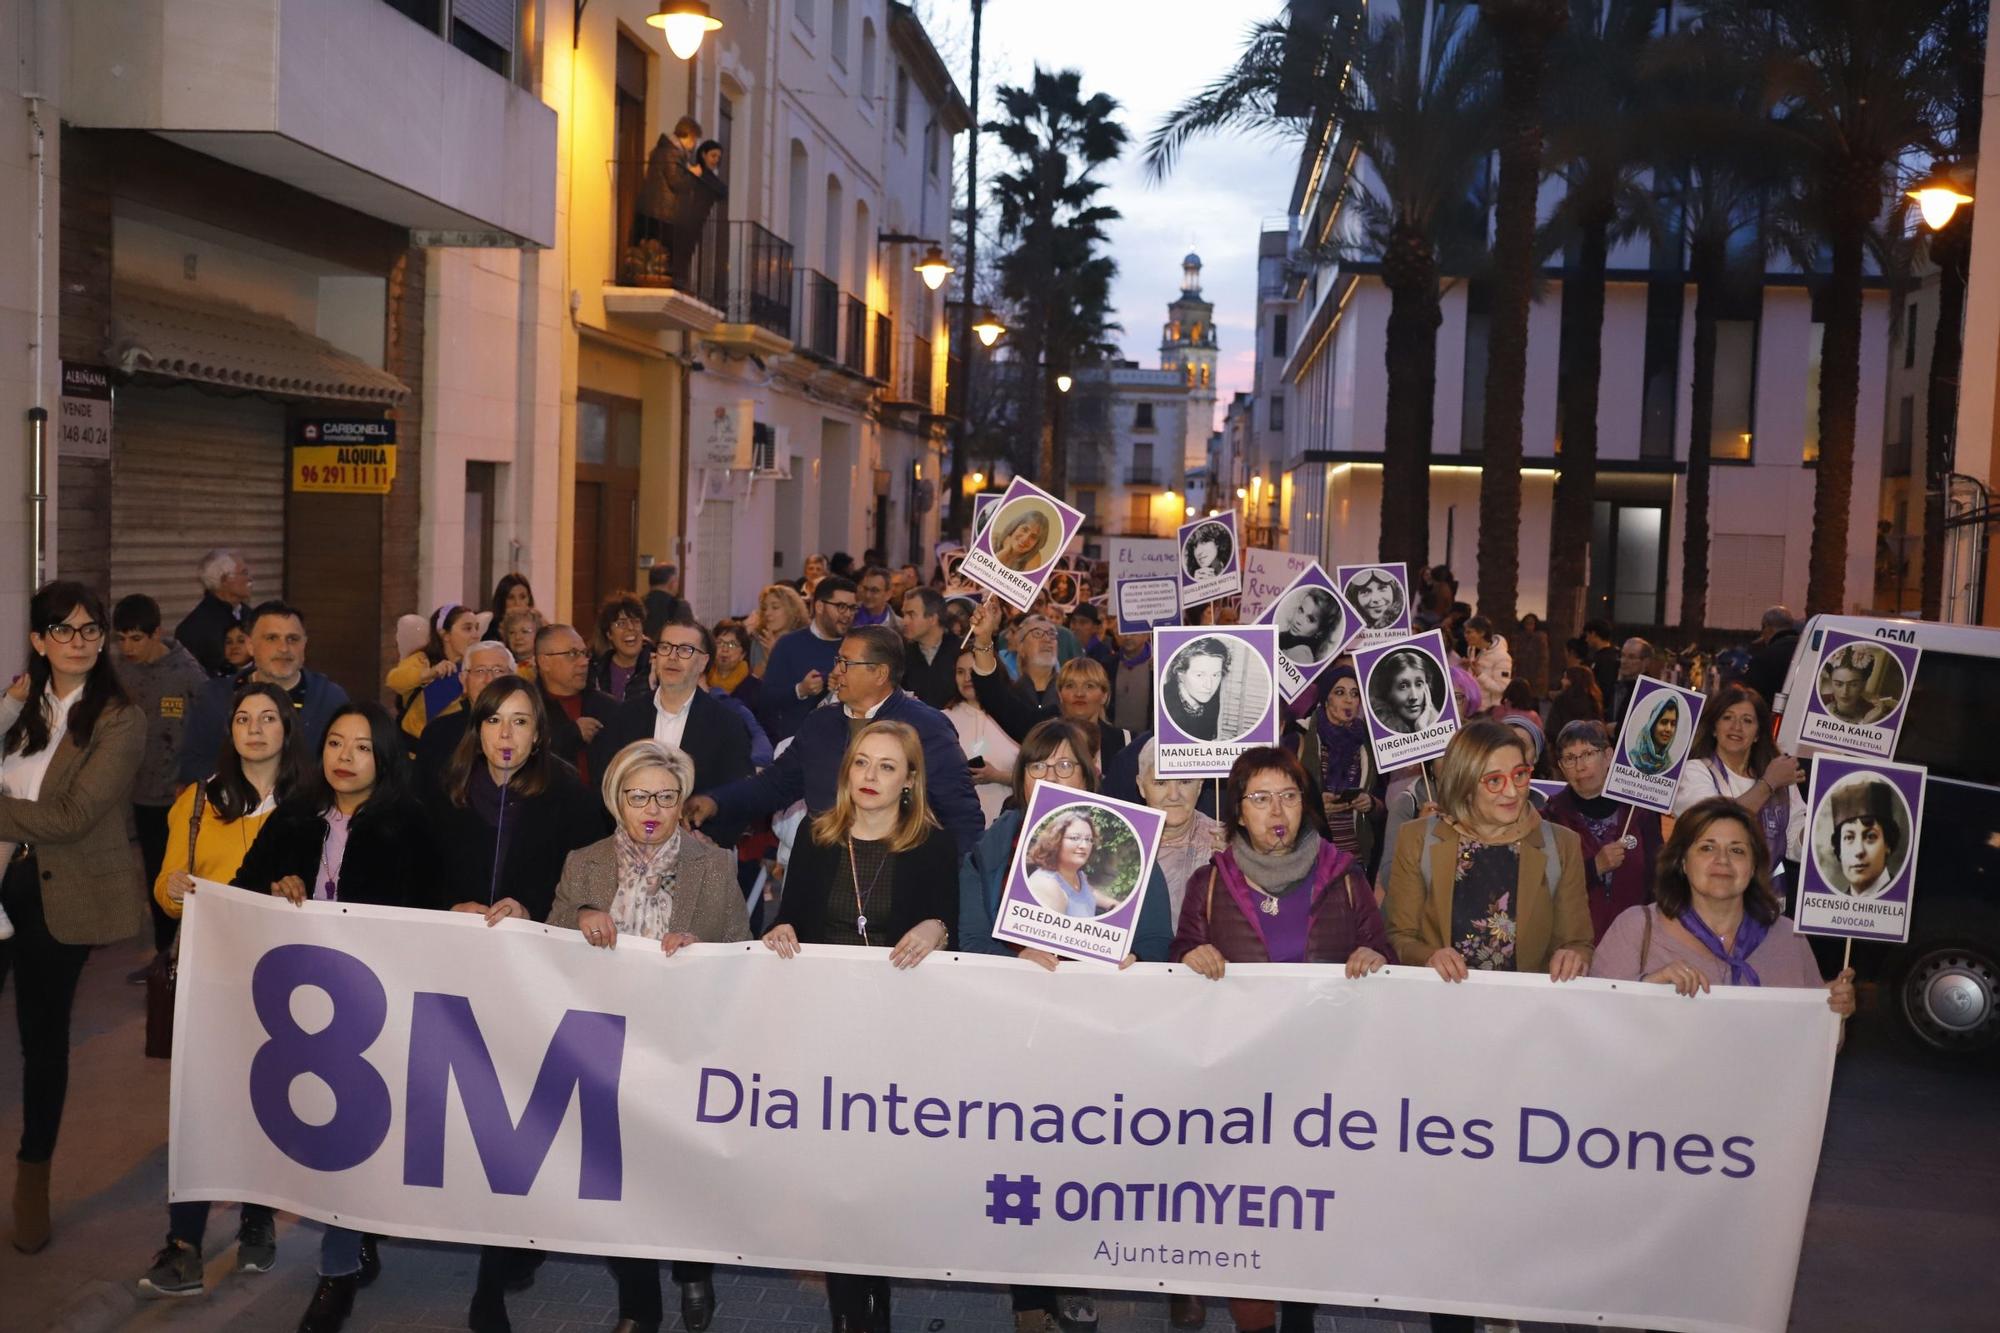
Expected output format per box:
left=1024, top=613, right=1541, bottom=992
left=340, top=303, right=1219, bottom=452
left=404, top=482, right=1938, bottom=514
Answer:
left=1282, top=666, right=1381, bottom=873
left=1541, top=720, right=1664, bottom=943
left=1171, top=745, right=1392, bottom=1333
left=1590, top=797, right=1855, bottom=1016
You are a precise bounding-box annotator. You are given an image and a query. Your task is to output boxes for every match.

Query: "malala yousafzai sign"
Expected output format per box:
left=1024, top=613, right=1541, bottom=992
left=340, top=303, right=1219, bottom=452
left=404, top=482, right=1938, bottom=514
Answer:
left=172, top=883, right=1839, bottom=1333
left=990, top=786, right=1165, bottom=965
left=1604, top=677, right=1707, bottom=814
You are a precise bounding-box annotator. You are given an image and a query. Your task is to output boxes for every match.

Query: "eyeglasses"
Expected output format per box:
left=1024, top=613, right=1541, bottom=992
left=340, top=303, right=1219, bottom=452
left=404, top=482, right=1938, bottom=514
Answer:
left=821, top=599, right=859, bottom=613
left=657, top=642, right=706, bottom=661
left=1557, top=747, right=1607, bottom=770
left=43, top=622, right=105, bottom=644
left=464, top=664, right=512, bottom=679
left=622, top=789, right=683, bottom=810
left=832, top=655, right=884, bottom=671
left=609, top=615, right=643, bottom=630
left=538, top=648, right=589, bottom=662
left=1027, top=758, right=1082, bottom=778
left=1478, top=765, right=1535, bottom=794
left=1023, top=627, right=1058, bottom=641
left=1240, top=789, right=1304, bottom=811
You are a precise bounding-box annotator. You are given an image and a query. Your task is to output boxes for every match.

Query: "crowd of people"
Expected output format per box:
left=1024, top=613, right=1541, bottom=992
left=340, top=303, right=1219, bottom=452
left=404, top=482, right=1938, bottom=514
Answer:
left=0, top=548, right=1856, bottom=1333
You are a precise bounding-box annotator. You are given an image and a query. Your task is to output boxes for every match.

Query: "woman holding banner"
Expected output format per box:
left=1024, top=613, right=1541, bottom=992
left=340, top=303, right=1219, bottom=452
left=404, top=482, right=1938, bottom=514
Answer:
left=1590, top=796, right=1857, bottom=1014
left=231, top=702, right=437, bottom=1333
left=1675, top=684, right=1806, bottom=871
left=762, top=721, right=955, bottom=1333
left=1540, top=720, right=1664, bottom=943
left=1170, top=745, right=1391, bottom=1333
left=137, top=681, right=304, bottom=1296
left=548, top=738, right=744, bottom=1332
left=959, top=718, right=1172, bottom=1332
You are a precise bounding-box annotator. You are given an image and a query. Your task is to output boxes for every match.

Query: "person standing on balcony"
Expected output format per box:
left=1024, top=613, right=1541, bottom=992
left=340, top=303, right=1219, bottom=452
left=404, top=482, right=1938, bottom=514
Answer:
left=632, top=117, right=701, bottom=287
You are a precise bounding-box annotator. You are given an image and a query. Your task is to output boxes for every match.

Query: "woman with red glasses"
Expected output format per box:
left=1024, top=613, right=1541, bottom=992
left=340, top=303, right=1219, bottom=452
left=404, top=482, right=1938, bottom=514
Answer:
left=1384, top=718, right=1594, bottom=987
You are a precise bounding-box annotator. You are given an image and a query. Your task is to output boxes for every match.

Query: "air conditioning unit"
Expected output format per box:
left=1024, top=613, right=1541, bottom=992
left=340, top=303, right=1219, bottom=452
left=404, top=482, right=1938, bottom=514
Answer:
left=752, top=423, right=789, bottom=477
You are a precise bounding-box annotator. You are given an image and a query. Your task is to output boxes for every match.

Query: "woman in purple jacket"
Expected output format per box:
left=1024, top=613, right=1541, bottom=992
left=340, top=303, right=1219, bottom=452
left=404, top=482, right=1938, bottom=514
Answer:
left=1170, top=745, right=1393, bottom=1333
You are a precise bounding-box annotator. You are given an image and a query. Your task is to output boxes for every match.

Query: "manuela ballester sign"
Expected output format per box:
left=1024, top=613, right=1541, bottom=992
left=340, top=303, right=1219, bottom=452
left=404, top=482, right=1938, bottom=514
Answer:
left=173, top=887, right=1838, bottom=1333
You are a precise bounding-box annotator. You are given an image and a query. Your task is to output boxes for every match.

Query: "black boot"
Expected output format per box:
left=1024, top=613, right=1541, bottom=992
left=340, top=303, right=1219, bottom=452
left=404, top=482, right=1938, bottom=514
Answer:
left=356, top=1235, right=381, bottom=1288
left=1279, top=1302, right=1317, bottom=1332
left=863, top=1275, right=892, bottom=1333
left=681, top=1275, right=716, bottom=1331
left=297, top=1274, right=358, bottom=1333
left=469, top=1249, right=514, bottom=1333
left=1168, top=1294, right=1208, bottom=1328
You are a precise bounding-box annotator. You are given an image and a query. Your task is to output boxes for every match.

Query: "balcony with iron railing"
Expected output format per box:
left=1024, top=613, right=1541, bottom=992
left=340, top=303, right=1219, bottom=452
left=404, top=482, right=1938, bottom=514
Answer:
left=842, top=295, right=869, bottom=376
left=794, top=269, right=840, bottom=361
left=1125, top=466, right=1158, bottom=486
left=888, top=332, right=935, bottom=410
left=719, top=221, right=795, bottom=341
left=1069, top=451, right=1108, bottom=485
left=873, top=311, right=894, bottom=383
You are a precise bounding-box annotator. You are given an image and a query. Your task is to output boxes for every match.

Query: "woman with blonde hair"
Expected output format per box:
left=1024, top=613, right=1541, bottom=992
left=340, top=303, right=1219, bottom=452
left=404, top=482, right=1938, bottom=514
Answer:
left=746, top=582, right=811, bottom=676
left=760, top=719, right=956, bottom=1331
left=1385, top=718, right=1595, bottom=984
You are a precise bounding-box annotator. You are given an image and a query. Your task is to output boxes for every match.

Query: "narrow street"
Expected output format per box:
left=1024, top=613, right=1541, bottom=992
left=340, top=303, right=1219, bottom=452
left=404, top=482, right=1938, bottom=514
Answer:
left=4, top=933, right=1994, bottom=1332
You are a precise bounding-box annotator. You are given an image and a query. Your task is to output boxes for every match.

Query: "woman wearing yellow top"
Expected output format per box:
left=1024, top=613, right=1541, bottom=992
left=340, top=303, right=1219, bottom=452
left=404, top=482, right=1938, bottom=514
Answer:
left=386, top=605, right=482, bottom=738
left=138, top=680, right=306, bottom=1296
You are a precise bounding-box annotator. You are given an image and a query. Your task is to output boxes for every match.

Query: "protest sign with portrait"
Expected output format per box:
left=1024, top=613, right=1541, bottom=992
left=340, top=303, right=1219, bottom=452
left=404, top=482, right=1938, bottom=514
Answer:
left=1255, top=561, right=1363, bottom=702
left=1178, top=510, right=1243, bottom=606
left=960, top=478, right=1086, bottom=611
left=1353, top=630, right=1461, bottom=770
left=1152, top=625, right=1281, bottom=776
left=1603, top=677, right=1706, bottom=813
left=1796, top=631, right=1921, bottom=760
left=1794, top=756, right=1926, bottom=944
left=991, top=785, right=1165, bottom=965
left=1334, top=562, right=1412, bottom=649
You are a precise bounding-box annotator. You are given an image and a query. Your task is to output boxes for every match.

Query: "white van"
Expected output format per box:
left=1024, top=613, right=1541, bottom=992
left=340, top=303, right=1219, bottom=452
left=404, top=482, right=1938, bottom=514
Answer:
left=1774, top=614, right=2000, bottom=1057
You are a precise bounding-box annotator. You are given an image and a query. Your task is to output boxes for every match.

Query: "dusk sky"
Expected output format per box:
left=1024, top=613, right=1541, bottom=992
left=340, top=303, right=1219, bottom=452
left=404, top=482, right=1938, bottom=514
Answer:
left=923, top=0, right=1300, bottom=433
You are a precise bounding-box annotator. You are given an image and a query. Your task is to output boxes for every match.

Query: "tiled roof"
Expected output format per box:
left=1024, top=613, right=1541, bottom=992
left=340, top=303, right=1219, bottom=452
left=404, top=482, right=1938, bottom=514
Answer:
left=109, top=285, right=409, bottom=405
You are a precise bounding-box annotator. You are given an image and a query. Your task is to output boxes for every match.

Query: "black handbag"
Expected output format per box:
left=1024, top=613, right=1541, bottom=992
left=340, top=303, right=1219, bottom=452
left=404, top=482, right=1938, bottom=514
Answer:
left=144, top=788, right=202, bottom=1060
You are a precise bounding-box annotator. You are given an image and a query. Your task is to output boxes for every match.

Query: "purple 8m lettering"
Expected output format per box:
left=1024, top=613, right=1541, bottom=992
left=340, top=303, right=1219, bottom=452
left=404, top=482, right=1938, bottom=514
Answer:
left=249, top=945, right=393, bottom=1171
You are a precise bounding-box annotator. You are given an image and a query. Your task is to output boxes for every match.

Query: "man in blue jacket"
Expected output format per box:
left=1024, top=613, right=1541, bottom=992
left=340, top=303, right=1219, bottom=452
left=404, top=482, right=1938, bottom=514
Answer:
left=758, top=576, right=858, bottom=743
left=686, top=625, right=984, bottom=855
left=176, top=600, right=350, bottom=785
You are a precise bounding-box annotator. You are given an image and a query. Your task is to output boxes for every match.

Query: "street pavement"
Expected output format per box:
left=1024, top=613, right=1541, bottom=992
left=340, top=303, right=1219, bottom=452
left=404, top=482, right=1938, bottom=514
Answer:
left=3, top=932, right=1996, bottom=1333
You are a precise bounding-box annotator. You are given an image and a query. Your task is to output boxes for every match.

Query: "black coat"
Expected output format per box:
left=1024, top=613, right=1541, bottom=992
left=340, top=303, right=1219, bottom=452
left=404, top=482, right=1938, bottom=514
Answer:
left=413, top=710, right=469, bottom=803
left=971, top=662, right=1133, bottom=770
left=232, top=796, right=441, bottom=910
left=589, top=687, right=755, bottom=841
left=425, top=763, right=608, bottom=923
left=540, top=685, right=623, bottom=778
left=173, top=591, right=244, bottom=677
left=1745, top=629, right=1801, bottom=708
left=902, top=636, right=962, bottom=712
left=588, top=643, right=655, bottom=705
left=777, top=821, right=961, bottom=948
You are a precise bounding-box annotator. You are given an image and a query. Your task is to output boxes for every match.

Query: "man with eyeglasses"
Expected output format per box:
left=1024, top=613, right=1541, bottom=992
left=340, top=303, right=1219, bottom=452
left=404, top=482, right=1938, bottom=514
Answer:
left=175, top=600, right=349, bottom=785
left=759, top=575, right=859, bottom=743
left=533, top=624, right=621, bottom=781
left=592, top=621, right=753, bottom=842
left=1540, top=719, right=1665, bottom=943
left=411, top=640, right=522, bottom=798
left=686, top=625, right=984, bottom=855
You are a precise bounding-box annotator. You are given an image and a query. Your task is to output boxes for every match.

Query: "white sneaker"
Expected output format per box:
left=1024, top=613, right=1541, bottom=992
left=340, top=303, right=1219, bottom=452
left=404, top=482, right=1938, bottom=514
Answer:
left=0, top=900, right=13, bottom=941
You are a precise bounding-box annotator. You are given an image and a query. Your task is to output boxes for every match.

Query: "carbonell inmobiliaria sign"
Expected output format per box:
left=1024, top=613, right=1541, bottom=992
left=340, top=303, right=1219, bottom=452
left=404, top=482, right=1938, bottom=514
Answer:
left=1602, top=677, right=1707, bottom=814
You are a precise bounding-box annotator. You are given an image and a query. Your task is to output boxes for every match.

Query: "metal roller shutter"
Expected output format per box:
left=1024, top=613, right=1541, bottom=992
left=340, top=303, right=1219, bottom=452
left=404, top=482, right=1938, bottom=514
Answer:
left=111, top=385, right=288, bottom=627
left=692, top=495, right=734, bottom=623
left=453, top=0, right=516, bottom=51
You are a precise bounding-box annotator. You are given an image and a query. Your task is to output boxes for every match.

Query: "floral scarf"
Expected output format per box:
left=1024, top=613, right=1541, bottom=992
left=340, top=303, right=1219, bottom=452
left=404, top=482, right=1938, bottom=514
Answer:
left=610, top=829, right=681, bottom=941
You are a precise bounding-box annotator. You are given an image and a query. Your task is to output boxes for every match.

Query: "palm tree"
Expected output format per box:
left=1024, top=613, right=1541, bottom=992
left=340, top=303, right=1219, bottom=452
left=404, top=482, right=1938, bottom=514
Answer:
left=988, top=67, right=1127, bottom=499
left=1145, top=7, right=1495, bottom=570
left=1540, top=0, right=1658, bottom=654
left=1473, top=0, right=1567, bottom=629
left=1708, top=0, right=1951, bottom=616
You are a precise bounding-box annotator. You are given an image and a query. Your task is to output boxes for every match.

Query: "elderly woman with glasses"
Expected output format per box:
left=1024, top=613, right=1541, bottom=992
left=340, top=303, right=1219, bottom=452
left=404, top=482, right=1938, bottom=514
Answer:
left=1384, top=719, right=1595, bottom=985
left=1169, top=746, right=1390, bottom=1333
left=1540, top=720, right=1665, bottom=943
left=547, top=738, right=747, bottom=1333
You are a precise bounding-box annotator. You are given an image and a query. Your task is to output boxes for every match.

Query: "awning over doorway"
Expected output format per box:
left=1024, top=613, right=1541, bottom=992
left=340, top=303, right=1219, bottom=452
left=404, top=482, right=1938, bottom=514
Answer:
left=108, top=285, right=409, bottom=405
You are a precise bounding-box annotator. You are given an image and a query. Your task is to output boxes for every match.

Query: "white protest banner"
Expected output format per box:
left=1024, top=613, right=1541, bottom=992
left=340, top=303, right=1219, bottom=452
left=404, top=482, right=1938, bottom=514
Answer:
left=991, top=786, right=1164, bottom=964
left=1108, top=536, right=1179, bottom=583
left=1605, top=677, right=1706, bottom=814
left=1240, top=548, right=1319, bottom=622
left=962, top=478, right=1086, bottom=611
left=1794, top=755, right=1927, bottom=944
left=1115, top=576, right=1181, bottom=632
left=173, top=886, right=1836, bottom=1333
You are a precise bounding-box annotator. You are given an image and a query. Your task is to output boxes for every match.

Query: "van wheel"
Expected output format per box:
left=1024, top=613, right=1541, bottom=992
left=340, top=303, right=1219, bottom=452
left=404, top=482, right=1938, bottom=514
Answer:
left=1895, top=940, right=2000, bottom=1056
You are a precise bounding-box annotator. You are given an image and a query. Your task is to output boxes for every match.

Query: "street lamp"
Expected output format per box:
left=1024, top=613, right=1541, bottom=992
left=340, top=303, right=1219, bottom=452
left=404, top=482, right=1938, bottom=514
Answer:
left=1056, top=373, right=1073, bottom=394
left=972, top=307, right=1007, bottom=347
left=648, top=1, right=721, bottom=59
left=1235, top=486, right=1248, bottom=500
left=914, top=243, right=955, bottom=291
left=1909, top=166, right=1975, bottom=231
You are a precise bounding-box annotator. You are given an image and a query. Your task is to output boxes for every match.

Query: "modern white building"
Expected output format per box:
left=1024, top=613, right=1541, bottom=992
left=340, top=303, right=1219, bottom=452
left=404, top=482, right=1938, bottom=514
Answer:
left=1267, top=3, right=1891, bottom=631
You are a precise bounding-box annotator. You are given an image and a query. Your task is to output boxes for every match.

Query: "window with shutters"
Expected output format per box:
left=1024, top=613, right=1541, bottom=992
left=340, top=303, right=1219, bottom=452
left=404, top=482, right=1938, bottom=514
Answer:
left=895, top=67, right=911, bottom=135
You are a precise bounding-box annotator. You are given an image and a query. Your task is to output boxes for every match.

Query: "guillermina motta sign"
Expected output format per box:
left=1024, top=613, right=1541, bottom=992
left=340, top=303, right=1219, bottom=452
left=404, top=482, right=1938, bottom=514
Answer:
left=292, top=419, right=398, bottom=494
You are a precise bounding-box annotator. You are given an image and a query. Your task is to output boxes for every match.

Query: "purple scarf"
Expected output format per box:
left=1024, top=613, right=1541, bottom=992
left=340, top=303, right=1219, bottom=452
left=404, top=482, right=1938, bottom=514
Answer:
left=1674, top=908, right=1769, bottom=987
left=1314, top=668, right=1368, bottom=792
